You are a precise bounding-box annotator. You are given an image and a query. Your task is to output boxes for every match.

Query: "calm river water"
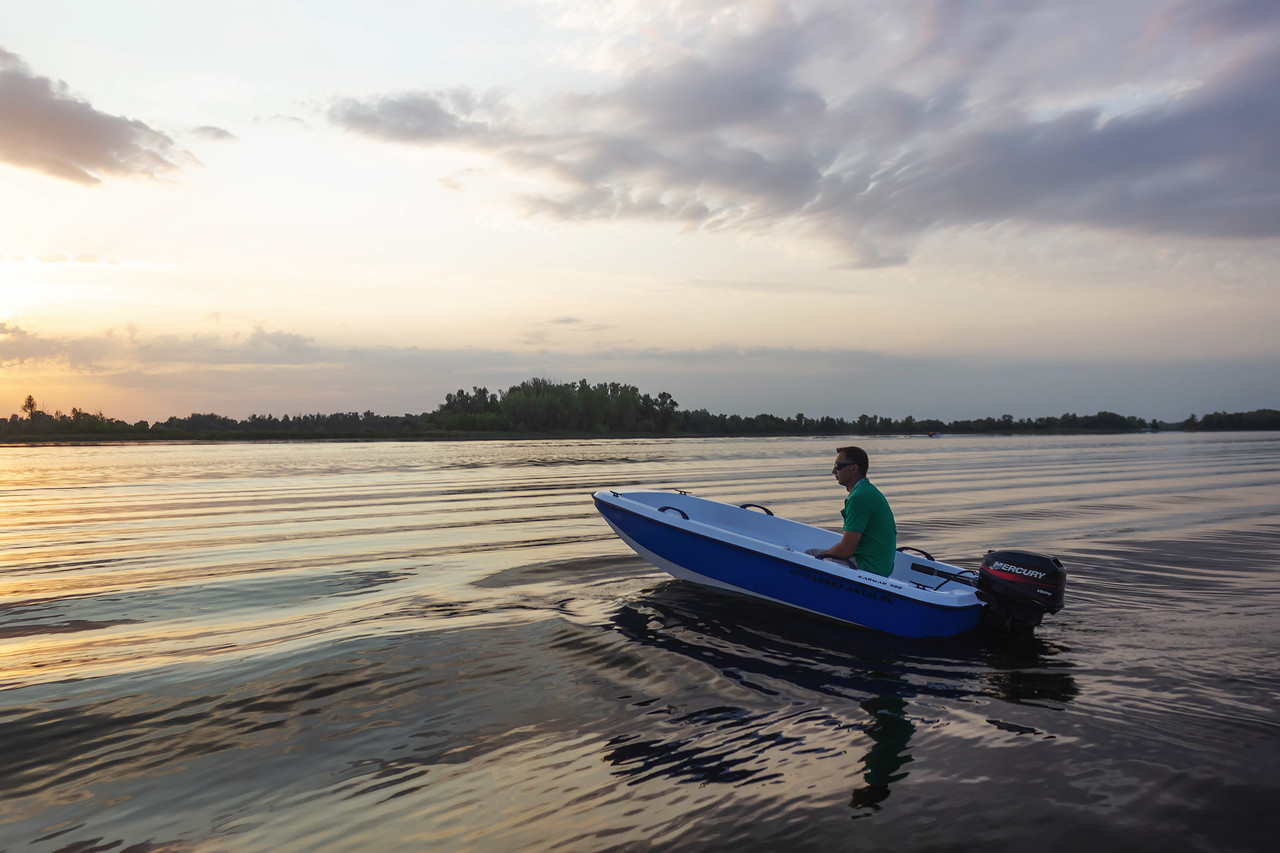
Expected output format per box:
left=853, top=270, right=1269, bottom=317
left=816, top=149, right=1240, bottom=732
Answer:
left=2, top=433, right=1279, bottom=852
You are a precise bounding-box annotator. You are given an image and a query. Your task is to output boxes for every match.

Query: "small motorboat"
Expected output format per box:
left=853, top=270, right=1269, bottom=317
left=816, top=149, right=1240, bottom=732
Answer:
left=593, top=489, right=1065, bottom=639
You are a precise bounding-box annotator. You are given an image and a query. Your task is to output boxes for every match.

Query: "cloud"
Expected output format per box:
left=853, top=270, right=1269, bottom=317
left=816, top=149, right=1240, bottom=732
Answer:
left=244, top=325, right=315, bottom=352
left=4, top=251, right=144, bottom=266
left=328, top=1, right=1280, bottom=266
left=28, top=252, right=101, bottom=264
left=254, top=114, right=314, bottom=131
left=0, top=321, right=36, bottom=345
left=438, top=167, right=484, bottom=191
left=855, top=47, right=1280, bottom=242
left=190, top=125, right=238, bottom=142
left=328, top=89, right=508, bottom=143
left=679, top=277, right=854, bottom=295
left=0, top=322, right=320, bottom=372
left=517, top=316, right=612, bottom=346
left=0, top=47, right=194, bottom=184
left=2, top=321, right=1275, bottom=423
left=1164, top=0, right=1280, bottom=39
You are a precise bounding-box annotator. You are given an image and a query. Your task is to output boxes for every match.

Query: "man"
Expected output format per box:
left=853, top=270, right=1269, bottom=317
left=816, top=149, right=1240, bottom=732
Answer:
left=808, top=445, right=897, bottom=577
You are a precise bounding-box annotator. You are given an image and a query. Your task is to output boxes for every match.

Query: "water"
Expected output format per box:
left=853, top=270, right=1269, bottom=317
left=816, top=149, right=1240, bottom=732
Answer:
left=2, top=433, right=1279, bottom=851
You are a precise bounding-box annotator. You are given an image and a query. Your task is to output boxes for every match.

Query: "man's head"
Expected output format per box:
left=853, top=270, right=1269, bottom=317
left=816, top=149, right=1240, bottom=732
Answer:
left=833, top=445, right=869, bottom=489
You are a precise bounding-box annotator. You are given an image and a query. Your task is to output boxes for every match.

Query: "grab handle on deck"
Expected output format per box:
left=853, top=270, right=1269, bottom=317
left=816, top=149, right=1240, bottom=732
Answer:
left=739, top=503, right=774, bottom=516
left=897, top=545, right=935, bottom=561
left=658, top=506, right=689, bottom=520
left=908, top=562, right=978, bottom=588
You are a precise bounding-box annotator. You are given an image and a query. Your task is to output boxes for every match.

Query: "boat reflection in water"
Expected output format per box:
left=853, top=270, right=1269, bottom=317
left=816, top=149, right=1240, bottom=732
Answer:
left=602, top=580, right=1078, bottom=815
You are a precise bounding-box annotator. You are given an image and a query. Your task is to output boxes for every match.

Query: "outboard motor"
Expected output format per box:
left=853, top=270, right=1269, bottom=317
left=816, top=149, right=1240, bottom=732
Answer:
left=977, top=550, right=1066, bottom=637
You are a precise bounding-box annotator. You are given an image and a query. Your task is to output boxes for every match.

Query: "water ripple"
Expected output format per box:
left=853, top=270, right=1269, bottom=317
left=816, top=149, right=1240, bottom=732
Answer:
left=2, top=434, right=1279, bottom=851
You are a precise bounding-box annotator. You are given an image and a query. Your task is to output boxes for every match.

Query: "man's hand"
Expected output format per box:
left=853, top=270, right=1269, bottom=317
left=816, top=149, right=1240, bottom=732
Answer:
left=822, top=530, right=862, bottom=559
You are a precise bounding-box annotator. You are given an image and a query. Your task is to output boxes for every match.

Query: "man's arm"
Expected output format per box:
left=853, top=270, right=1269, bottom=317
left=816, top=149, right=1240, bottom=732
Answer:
left=821, top=530, right=861, bottom=559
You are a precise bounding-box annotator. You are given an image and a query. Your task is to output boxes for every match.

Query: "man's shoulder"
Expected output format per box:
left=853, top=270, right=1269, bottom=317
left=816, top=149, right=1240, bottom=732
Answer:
left=855, top=478, right=885, bottom=497
left=856, top=479, right=892, bottom=507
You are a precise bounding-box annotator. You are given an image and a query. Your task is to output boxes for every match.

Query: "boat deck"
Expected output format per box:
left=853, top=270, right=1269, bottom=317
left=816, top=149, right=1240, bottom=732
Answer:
left=597, top=489, right=979, bottom=599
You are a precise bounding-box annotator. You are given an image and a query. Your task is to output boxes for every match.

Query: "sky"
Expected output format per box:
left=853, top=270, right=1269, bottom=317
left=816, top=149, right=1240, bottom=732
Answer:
left=1, top=0, right=1278, bottom=424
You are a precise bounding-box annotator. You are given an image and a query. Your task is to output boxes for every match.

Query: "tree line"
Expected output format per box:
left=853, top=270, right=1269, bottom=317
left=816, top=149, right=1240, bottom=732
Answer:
left=3, top=381, right=1277, bottom=440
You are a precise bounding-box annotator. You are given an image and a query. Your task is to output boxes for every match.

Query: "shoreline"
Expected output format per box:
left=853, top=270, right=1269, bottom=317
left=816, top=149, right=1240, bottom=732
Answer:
left=0, top=427, right=1222, bottom=447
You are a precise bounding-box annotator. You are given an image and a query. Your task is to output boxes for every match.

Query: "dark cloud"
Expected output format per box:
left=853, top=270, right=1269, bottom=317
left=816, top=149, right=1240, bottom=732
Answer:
left=1168, top=0, right=1280, bottom=39
left=3, top=322, right=1275, bottom=422
left=602, top=19, right=828, bottom=135
left=328, top=1, right=1280, bottom=265
left=0, top=47, right=192, bottom=184
left=861, top=48, right=1280, bottom=241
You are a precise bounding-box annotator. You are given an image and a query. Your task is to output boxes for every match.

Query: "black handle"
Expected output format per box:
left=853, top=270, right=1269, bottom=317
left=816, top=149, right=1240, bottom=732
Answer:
left=908, top=562, right=977, bottom=588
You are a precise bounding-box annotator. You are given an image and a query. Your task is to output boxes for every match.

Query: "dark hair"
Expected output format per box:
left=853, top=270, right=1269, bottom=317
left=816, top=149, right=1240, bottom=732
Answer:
left=836, top=445, right=869, bottom=475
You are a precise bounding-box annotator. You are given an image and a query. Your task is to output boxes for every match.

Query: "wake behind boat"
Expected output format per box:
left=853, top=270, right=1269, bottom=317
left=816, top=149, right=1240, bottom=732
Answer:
left=593, top=489, right=1065, bottom=639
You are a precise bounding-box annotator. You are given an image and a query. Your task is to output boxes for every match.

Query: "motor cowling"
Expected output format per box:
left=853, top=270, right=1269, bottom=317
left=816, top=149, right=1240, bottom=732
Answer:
left=977, top=550, right=1066, bottom=636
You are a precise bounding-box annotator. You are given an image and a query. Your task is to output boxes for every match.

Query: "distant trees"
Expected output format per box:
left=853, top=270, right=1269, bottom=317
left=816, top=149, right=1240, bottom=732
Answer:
left=1180, top=409, right=1280, bottom=431
left=3, top=397, right=137, bottom=436
left=461, top=379, right=679, bottom=433
left=1, top=383, right=1276, bottom=441
left=939, top=411, right=1150, bottom=433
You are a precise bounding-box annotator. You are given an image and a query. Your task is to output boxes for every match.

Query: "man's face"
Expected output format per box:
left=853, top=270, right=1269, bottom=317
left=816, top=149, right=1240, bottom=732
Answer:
left=832, top=454, right=860, bottom=488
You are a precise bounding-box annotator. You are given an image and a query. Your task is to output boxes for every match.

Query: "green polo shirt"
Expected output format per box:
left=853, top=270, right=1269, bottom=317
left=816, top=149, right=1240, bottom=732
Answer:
left=841, top=479, right=897, bottom=577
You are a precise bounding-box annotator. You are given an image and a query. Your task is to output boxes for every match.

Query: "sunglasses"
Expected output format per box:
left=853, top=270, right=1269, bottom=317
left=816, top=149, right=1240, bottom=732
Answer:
left=833, top=460, right=858, bottom=471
